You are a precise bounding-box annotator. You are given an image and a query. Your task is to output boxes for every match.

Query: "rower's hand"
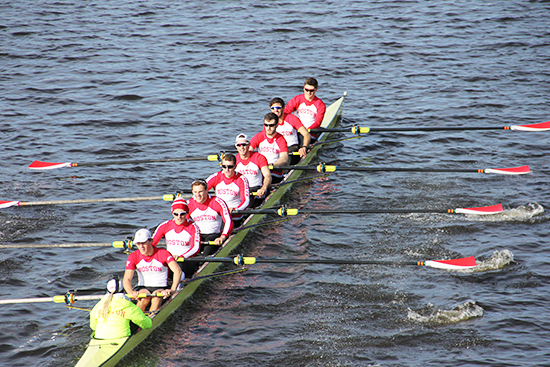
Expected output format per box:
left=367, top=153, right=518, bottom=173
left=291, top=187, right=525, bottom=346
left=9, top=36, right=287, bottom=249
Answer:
left=214, top=236, right=226, bottom=246
left=256, top=188, right=266, bottom=197
left=298, top=147, right=307, bottom=157
left=129, top=290, right=139, bottom=299
left=161, top=289, right=173, bottom=299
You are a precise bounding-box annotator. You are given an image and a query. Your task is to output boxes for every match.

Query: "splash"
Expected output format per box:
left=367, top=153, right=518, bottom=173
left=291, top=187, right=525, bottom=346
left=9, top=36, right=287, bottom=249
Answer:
left=408, top=300, right=483, bottom=325
left=468, top=202, right=545, bottom=222
left=468, top=249, right=514, bottom=273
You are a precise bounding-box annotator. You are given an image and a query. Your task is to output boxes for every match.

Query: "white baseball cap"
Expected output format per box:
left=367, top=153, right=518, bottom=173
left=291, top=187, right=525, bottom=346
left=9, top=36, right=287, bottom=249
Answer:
left=134, top=228, right=152, bottom=243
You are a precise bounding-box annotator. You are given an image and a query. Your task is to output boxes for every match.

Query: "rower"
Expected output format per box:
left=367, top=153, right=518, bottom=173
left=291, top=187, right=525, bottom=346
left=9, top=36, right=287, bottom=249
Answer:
left=249, top=112, right=289, bottom=184
left=187, top=179, right=233, bottom=256
left=152, top=199, right=201, bottom=279
left=284, top=77, right=326, bottom=143
left=123, top=228, right=182, bottom=312
left=206, top=153, right=250, bottom=227
left=270, top=97, right=311, bottom=165
left=234, top=133, right=272, bottom=207
left=90, top=278, right=152, bottom=339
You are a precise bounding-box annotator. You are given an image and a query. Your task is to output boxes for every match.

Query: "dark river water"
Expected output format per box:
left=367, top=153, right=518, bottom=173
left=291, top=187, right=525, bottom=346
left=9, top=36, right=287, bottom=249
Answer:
left=1, top=1, right=549, bottom=366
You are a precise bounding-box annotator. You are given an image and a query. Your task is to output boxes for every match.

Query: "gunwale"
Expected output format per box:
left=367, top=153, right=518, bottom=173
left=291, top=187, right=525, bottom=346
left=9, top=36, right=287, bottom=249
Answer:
left=75, top=92, right=346, bottom=367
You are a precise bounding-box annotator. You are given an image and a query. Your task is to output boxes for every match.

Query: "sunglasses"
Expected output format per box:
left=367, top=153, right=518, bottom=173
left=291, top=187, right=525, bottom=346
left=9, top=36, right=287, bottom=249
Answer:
left=304, top=88, right=316, bottom=93
left=221, top=164, right=235, bottom=169
left=264, top=123, right=277, bottom=127
left=172, top=212, right=187, bottom=217
left=236, top=143, right=249, bottom=147
left=270, top=106, right=282, bottom=110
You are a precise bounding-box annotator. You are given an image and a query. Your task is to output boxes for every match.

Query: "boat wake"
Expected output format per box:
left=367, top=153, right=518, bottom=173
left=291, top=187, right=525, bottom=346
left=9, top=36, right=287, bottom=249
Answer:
left=407, top=300, right=483, bottom=325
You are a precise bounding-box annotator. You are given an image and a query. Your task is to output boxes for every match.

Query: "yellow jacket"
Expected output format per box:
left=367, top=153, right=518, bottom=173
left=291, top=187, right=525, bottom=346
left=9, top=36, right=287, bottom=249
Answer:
left=90, top=294, right=152, bottom=339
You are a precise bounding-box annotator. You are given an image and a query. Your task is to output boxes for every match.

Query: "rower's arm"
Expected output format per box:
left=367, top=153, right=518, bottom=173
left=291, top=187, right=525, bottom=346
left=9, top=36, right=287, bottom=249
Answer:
left=168, top=261, right=182, bottom=291
left=297, top=126, right=311, bottom=156
left=122, top=269, right=137, bottom=298
left=272, top=152, right=289, bottom=167
left=259, top=165, right=272, bottom=195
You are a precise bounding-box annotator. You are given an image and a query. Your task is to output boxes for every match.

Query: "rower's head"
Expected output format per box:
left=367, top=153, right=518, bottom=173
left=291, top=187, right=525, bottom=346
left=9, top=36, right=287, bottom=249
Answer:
left=303, top=77, right=318, bottom=101
left=221, top=153, right=237, bottom=178
left=171, top=198, right=189, bottom=224
left=134, top=228, right=154, bottom=256
left=191, top=179, right=208, bottom=204
left=263, top=112, right=278, bottom=137
left=235, top=133, right=250, bottom=157
left=269, top=97, right=285, bottom=119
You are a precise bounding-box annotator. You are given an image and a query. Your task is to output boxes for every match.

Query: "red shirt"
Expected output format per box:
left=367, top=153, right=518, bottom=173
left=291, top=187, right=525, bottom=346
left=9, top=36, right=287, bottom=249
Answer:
left=284, top=94, right=326, bottom=131
left=236, top=151, right=269, bottom=188
left=249, top=130, right=288, bottom=165
left=206, top=171, right=250, bottom=218
left=187, top=195, right=233, bottom=237
left=152, top=219, right=201, bottom=258
left=276, top=113, right=304, bottom=147
left=125, top=247, right=175, bottom=287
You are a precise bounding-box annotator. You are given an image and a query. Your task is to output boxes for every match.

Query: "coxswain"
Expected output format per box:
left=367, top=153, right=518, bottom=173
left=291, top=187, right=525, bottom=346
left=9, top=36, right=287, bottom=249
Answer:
left=187, top=179, right=233, bottom=256
left=269, top=97, right=311, bottom=165
left=90, top=278, right=152, bottom=339
left=284, top=77, right=326, bottom=143
left=206, top=153, right=250, bottom=227
left=152, top=198, right=201, bottom=279
left=234, top=133, right=272, bottom=207
left=249, top=112, right=289, bottom=184
left=123, top=228, right=183, bottom=312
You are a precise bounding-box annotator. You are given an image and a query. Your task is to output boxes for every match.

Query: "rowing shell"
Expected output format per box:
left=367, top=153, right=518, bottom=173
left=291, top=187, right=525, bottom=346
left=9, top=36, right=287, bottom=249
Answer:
left=74, top=92, right=347, bottom=367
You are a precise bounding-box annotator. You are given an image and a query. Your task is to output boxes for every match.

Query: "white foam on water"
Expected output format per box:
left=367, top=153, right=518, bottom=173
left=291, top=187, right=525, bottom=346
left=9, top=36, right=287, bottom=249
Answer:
left=407, top=300, right=484, bottom=325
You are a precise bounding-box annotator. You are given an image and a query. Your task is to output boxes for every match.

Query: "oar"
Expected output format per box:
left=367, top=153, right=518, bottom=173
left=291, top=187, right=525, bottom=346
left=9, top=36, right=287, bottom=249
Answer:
left=0, top=292, right=172, bottom=305
left=28, top=154, right=223, bottom=170
left=0, top=193, right=190, bottom=209
left=0, top=268, right=248, bottom=305
left=310, top=120, right=550, bottom=134
left=235, top=203, right=504, bottom=216
left=0, top=240, right=214, bottom=249
left=270, top=164, right=531, bottom=175
left=179, top=254, right=477, bottom=270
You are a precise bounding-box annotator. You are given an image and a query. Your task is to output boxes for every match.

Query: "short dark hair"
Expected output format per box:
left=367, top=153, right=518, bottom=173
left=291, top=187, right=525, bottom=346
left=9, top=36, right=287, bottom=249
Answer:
left=264, top=112, right=278, bottom=123
left=269, top=97, right=285, bottom=108
left=222, top=153, right=237, bottom=165
left=304, top=77, right=318, bottom=88
left=191, top=179, right=207, bottom=190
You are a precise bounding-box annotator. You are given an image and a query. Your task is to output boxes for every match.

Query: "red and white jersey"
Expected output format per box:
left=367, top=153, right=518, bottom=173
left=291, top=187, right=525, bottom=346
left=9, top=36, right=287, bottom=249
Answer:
left=187, top=195, right=233, bottom=236
left=249, top=130, right=288, bottom=165
left=125, top=247, right=175, bottom=287
left=236, top=152, right=269, bottom=188
left=152, top=219, right=201, bottom=258
left=284, top=94, right=326, bottom=130
left=276, top=113, right=304, bottom=147
left=206, top=171, right=250, bottom=211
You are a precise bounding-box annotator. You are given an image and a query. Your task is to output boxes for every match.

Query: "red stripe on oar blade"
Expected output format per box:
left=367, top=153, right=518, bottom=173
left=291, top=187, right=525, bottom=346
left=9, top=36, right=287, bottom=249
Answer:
left=425, top=256, right=477, bottom=269
left=455, top=204, right=504, bottom=215
left=455, top=203, right=503, bottom=215
left=0, top=201, right=20, bottom=209
left=510, top=121, right=550, bottom=131
left=28, top=160, right=72, bottom=170
left=484, top=165, right=531, bottom=175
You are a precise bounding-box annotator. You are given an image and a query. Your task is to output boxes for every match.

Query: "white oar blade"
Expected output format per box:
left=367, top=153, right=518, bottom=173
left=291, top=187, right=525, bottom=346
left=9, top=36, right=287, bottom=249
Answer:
left=455, top=204, right=503, bottom=215
left=425, top=256, right=477, bottom=269
left=28, top=160, right=72, bottom=170
left=510, top=121, right=550, bottom=131
left=485, top=165, right=531, bottom=175
left=0, top=201, right=19, bottom=209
